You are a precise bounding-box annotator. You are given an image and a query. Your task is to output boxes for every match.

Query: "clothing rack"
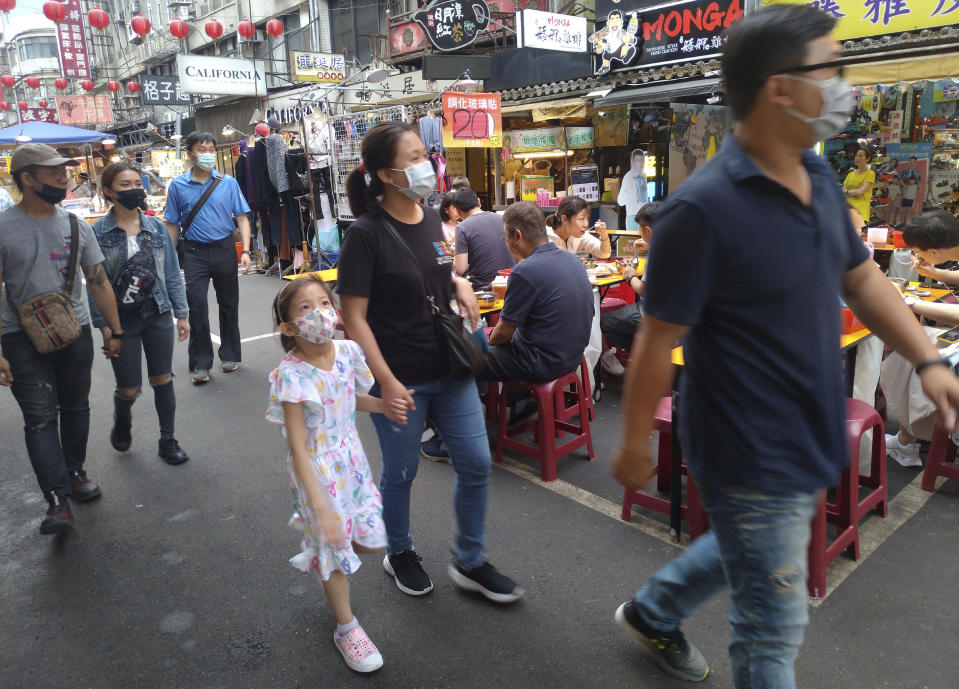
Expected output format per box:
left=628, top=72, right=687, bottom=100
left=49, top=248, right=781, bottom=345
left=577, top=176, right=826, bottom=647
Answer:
left=329, top=105, right=407, bottom=222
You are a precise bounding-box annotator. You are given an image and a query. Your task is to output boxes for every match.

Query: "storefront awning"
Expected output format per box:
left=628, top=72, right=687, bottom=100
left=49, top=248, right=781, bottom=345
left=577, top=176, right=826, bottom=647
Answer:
left=595, top=78, right=721, bottom=107
left=501, top=97, right=590, bottom=119
left=846, top=53, right=959, bottom=85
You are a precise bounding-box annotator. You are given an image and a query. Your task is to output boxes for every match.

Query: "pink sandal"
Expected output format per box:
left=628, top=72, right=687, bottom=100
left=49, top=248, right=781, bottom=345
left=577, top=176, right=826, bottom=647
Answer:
left=333, top=625, right=383, bottom=672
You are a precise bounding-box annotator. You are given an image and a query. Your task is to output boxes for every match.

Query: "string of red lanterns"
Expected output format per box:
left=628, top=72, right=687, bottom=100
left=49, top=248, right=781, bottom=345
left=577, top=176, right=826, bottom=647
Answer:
left=238, top=19, right=255, bottom=40
left=0, top=1, right=17, bottom=14
left=88, top=7, right=109, bottom=31
left=42, top=1, right=66, bottom=23
left=170, top=18, right=190, bottom=40
left=265, top=19, right=284, bottom=38
left=130, top=14, right=151, bottom=37
left=205, top=19, right=223, bottom=40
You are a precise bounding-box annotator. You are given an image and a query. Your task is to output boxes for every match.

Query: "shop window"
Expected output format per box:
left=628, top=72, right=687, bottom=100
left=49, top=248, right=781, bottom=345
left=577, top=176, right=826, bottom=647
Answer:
left=17, top=36, right=59, bottom=61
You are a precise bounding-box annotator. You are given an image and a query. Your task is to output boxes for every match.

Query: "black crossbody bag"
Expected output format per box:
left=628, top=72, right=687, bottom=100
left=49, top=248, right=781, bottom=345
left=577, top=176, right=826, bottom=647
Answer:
left=176, top=176, right=222, bottom=260
left=379, top=216, right=485, bottom=379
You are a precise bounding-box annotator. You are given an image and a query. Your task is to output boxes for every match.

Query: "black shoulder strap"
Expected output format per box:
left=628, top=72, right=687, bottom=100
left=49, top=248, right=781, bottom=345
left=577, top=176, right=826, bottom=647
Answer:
left=181, top=175, right=223, bottom=239
left=378, top=215, right=440, bottom=316
left=64, top=213, right=80, bottom=297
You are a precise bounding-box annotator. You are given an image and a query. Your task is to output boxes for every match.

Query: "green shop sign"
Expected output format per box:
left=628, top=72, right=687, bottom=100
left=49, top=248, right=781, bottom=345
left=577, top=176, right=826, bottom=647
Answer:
left=505, top=126, right=594, bottom=154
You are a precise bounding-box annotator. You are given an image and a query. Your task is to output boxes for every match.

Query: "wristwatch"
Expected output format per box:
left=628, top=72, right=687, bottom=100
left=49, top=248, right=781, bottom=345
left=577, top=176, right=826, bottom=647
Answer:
left=241, top=249, right=250, bottom=255
left=904, top=296, right=917, bottom=307
left=110, top=332, right=124, bottom=339
left=915, top=357, right=952, bottom=375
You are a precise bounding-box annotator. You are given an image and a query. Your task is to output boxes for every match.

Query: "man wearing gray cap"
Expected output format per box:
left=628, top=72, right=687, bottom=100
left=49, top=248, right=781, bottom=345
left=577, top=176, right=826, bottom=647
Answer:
left=0, top=143, right=124, bottom=535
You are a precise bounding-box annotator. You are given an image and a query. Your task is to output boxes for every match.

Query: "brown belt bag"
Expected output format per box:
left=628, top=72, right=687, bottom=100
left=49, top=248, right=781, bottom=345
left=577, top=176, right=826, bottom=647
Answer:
left=9, top=215, right=83, bottom=354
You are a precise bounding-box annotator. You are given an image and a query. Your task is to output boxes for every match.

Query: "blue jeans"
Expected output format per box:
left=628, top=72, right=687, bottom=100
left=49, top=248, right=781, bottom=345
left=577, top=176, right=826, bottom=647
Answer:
left=633, top=481, right=818, bottom=689
left=370, top=375, right=490, bottom=570
left=1, top=326, right=94, bottom=496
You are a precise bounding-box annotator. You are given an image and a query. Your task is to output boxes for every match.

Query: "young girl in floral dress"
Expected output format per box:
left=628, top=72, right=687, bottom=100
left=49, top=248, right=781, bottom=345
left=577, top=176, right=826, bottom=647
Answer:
left=266, top=275, right=408, bottom=673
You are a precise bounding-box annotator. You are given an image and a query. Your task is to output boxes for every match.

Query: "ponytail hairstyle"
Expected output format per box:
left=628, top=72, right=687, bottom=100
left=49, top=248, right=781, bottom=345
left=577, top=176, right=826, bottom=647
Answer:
left=545, top=195, right=589, bottom=230
left=345, top=121, right=418, bottom=217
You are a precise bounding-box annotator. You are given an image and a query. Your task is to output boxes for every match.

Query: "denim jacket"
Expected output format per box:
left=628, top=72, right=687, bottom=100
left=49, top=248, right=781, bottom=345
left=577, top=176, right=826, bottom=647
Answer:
left=88, top=209, right=189, bottom=327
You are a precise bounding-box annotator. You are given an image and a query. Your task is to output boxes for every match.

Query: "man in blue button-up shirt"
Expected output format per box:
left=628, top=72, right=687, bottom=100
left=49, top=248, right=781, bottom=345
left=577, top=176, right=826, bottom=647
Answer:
left=164, top=131, right=251, bottom=384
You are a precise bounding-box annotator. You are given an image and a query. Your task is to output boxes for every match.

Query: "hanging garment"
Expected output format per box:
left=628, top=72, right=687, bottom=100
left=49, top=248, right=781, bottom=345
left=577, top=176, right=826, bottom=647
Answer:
left=307, top=119, right=332, bottom=169
left=252, top=138, right=276, bottom=210
left=285, top=148, right=310, bottom=198
left=419, top=115, right=443, bottom=153
left=264, top=132, right=290, bottom=193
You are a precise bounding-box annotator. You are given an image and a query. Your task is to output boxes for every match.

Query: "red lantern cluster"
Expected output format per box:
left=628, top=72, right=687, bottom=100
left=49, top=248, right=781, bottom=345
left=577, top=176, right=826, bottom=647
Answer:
left=38, top=99, right=48, bottom=108
left=265, top=19, right=283, bottom=38
left=54, top=77, right=69, bottom=90
left=0, top=1, right=16, bottom=14
left=170, top=18, right=189, bottom=40
left=127, top=81, right=141, bottom=94
left=0, top=101, right=9, bottom=111
left=205, top=19, right=223, bottom=40
left=25, top=75, right=40, bottom=89
left=106, top=80, right=120, bottom=92
left=87, top=7, right=109, bottom=30
left=237, top=19, right=255, bottom=40
left=42, top=1, right=66, bottom=23
left=130, top=14, right=151, bottom=36
left=17, top=100, right=27, bottom=110
left=80, top=79, right=94, bottom=92
left=0, top=74, right=15, bottom=88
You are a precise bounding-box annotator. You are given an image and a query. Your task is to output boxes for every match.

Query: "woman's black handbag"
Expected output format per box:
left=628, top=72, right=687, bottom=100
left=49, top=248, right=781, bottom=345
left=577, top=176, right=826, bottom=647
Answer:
left=379, top=216, right=485, bottom=378
left=114, top=234, right=158, bottom=315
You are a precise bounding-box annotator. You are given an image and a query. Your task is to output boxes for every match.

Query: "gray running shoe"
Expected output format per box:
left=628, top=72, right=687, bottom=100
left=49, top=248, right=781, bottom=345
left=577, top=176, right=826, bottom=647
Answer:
left=615, top=601, right=709, bottom=682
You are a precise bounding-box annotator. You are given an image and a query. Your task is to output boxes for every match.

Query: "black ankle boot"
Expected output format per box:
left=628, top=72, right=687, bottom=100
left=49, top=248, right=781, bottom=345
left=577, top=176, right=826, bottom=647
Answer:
left=111, top=392, right=135, bottom=452
left=39, top=493, right=74, bottom=535
left=158, top=438, right=189, bottom=465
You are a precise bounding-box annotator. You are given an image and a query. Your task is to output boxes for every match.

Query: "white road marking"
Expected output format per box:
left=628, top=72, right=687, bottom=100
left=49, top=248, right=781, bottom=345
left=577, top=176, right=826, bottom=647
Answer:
left=240, top=333, right=276, bottom=343
left=210, top=333, right=221, bottom=344
left=495, top=456, right=939, bottom=605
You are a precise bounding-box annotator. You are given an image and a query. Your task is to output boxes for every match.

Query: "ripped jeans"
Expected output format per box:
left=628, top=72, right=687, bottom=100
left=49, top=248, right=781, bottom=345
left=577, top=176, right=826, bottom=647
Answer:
left=2, top=326, right=93, bottom=497
left=632, top=480, right=818, bottom=689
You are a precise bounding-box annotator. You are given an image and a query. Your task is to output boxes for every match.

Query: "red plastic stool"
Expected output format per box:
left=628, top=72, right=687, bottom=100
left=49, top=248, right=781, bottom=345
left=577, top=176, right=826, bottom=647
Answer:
left=556, top=357, right=595, bottom=425
left=494, top=364, right=595, bottom=482
left=620, top=396, right=709, bottom=540
left=600, top=297, right=628, bottom=314
left=921, top=424, right=959, bottom=492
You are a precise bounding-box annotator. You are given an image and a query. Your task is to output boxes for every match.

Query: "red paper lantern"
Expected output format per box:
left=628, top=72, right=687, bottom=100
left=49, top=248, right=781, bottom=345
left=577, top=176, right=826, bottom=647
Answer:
left=237, top=19, right=255, bottom=40
left=42, top=1, right=66, bottom=23
left=265, top=18, right=283, bottom=38
left=87, top=7, right=109, bottom=31
left=204, top=19, right=223, bottom=40
left=106, top=79, right=120, bottom=92
left=170, top=18, right=190, bottom=40
left=0, top=101, right=9, bottom=111
left=38, top=99, right=48, bottom=108
left=254, top=122, right=270, bottom=138
left=17, top=100, right=27, bottom=110
left=54, top=77, right=69, bottom=90
left=1, top=74, right=15, bottom=88
left=130, top=14, right=151, bottom=36
left=80, top=79, right=94, bottom=91
left=25, top=76, right=40, bottom=89
left=127, top=81, right=141, bottom=93
left=0, top=0, right=17, bottom=13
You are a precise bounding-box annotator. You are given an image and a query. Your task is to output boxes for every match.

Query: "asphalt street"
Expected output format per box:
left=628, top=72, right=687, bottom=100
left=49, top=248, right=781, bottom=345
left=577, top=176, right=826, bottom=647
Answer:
left=2, top=273, right=958, bottom=689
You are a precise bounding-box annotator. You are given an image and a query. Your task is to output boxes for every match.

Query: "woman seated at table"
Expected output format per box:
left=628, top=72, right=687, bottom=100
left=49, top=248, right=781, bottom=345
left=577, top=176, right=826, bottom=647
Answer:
left=439, top=193, right=460, bottom=247
left=881, top=211, right=959, bottom=466
left=545, top=196, right=611, bottom=259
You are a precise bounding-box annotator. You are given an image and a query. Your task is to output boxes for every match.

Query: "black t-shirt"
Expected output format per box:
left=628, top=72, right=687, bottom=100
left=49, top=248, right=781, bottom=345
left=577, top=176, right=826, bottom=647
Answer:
left=338, top=207, right=453, bottom=384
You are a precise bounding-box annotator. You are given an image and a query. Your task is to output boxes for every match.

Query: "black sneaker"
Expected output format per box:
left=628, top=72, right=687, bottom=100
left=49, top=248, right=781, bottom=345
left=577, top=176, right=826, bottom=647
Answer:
left=158, top=438, right=190, bottom=465
left=448, top=561, right=525, bottom=604
left=110, top=422, right=132, bottom=452
left=69, top=470, right=102, bottom=502
left=614, top=601, right=709, bottom=682
left=40, top=493, right=74, bottom=535
left=382, top=550, right=433, bottom=596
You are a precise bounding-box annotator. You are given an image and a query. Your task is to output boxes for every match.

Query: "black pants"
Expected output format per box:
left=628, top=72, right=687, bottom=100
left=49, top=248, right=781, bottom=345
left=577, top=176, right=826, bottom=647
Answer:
left=2, top=326, right=93, bottom=496
left=311, top=167, right=335, bottom=220
left=182, top=237, right=240, bottom=372
left=600, top=303, right=643, bottom=350
left=266, top=191, right=303, bottom=248
left=479, top=342, right=570, bottom=383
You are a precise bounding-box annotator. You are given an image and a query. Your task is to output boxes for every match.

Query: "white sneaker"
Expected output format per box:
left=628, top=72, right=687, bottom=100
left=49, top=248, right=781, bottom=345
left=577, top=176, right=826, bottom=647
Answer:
left=885, top=433, right=922, bottom=467
left=601, top=349, right=626, bottom=376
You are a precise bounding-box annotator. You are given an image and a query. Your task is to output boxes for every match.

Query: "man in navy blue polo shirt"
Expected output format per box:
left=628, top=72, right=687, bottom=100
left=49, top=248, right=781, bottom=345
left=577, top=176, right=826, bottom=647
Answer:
left=610, top=6, right=959, bottom=687
left=164, top=131, right=252, bottom=384
left=482, top=201, right=593, bottom=382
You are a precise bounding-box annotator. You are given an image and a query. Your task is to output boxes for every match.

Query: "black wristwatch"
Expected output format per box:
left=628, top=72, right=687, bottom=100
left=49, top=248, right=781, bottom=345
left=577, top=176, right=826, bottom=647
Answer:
left=629, top=275, right=641, bottom=288
left=110, top=332, right=124, bottom=340
left=915, top=357, right=952, bottom=375
left=242, top=249, right=250, bottom=255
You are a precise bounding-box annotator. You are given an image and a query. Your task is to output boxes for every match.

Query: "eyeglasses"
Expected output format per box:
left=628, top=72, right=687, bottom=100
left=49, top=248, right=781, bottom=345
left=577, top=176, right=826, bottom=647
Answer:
left=778, top=59, right=846, bottom=78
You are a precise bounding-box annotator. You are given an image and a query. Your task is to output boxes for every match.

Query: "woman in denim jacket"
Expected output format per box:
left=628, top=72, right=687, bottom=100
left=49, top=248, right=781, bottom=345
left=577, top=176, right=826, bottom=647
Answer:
left=89, top=163, right=190, bottom=465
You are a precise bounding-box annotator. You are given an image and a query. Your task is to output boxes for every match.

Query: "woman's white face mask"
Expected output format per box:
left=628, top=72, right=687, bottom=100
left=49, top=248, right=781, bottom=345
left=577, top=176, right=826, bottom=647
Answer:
left=387, top=161, right=436, bottom=200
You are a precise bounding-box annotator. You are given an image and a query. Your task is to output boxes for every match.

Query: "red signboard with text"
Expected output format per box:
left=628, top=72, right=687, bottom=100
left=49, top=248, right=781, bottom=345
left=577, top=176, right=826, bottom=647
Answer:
left=55, top=0, right=92, bottom=79
left=19, top=106, right=60, bottom=124
left=441, top=92, right=502, bottom=148
left=55, top=95, right=114, bottom=125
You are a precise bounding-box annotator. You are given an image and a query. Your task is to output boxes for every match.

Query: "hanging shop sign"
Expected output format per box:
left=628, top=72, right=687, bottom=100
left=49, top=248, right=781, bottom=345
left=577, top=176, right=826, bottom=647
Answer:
left=503, top=126, right=594, bottom=155
left=413, top=0, right=491, bottom=52
left=441, top=91, right=502, bottom=148
left=290, top=52, right=347, bottom=83
left=515, top=9, right=588, bottom=52
left=55, top=94, right=114, bottom=125
left=764, top=1, right=959, bottom=41
left=138, top=75, right=192, bottom=106
left=55, top=0, right=92, bottom=79
left=265, top=90, right=317, bottom=125
left=341, top=69, right=458, bottom=107
left=589, top=105, right=630, bottom=147
left=591, top=0, right=744, bottom=75
left=18, top=105, right=60, bottom=124
left=933, top=79, right=959, bottom=103
left=177, top=55, right=267, bottom=97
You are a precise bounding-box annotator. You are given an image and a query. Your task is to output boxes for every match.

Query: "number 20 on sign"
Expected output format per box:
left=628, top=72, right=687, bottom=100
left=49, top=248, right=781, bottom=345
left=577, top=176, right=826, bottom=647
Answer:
left=441, top=92, right=503, bottom=149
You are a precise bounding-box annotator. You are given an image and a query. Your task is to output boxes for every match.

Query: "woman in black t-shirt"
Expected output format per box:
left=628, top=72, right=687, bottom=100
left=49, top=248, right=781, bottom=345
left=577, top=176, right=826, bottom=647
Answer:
left=338, top=122, right=523, bottom=604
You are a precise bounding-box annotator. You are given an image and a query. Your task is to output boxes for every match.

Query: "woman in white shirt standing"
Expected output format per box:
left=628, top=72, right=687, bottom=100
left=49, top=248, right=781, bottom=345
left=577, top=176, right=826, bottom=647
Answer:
left=545, top=196, right=610, bottom=258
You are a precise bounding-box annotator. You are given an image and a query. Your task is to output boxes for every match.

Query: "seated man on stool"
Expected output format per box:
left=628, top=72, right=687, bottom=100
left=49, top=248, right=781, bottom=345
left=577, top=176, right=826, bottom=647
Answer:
left=483, top=201, right=593, bottom=389
left=601, top=202, right=661, bottom=373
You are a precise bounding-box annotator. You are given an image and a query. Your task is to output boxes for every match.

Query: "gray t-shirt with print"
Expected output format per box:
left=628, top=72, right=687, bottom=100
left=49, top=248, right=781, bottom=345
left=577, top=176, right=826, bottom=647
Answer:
left=0, top=205, right=104, bottom=334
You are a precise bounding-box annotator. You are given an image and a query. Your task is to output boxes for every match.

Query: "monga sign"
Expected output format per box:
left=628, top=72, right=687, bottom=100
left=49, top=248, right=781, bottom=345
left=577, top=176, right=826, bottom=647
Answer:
left=177, top=55, right=267, bottom=96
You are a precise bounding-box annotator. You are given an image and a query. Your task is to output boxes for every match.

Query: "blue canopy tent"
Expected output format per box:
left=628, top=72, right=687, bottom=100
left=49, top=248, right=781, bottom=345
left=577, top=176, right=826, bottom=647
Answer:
left=0, top=120, right=112, bottom=146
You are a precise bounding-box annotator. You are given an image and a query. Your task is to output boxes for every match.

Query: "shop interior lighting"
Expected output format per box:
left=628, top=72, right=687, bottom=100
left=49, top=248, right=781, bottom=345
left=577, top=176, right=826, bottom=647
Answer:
left=14, top=132, right=31, bottom=143
left=516, top=150, right=575, bottom=159
left=102, top=138, right=116, bottom=146
left=365, top=68, right=389, bottom=84
left=170, top=133, right=182, bottom=140
left=222, top=124, right=250, bottom=138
